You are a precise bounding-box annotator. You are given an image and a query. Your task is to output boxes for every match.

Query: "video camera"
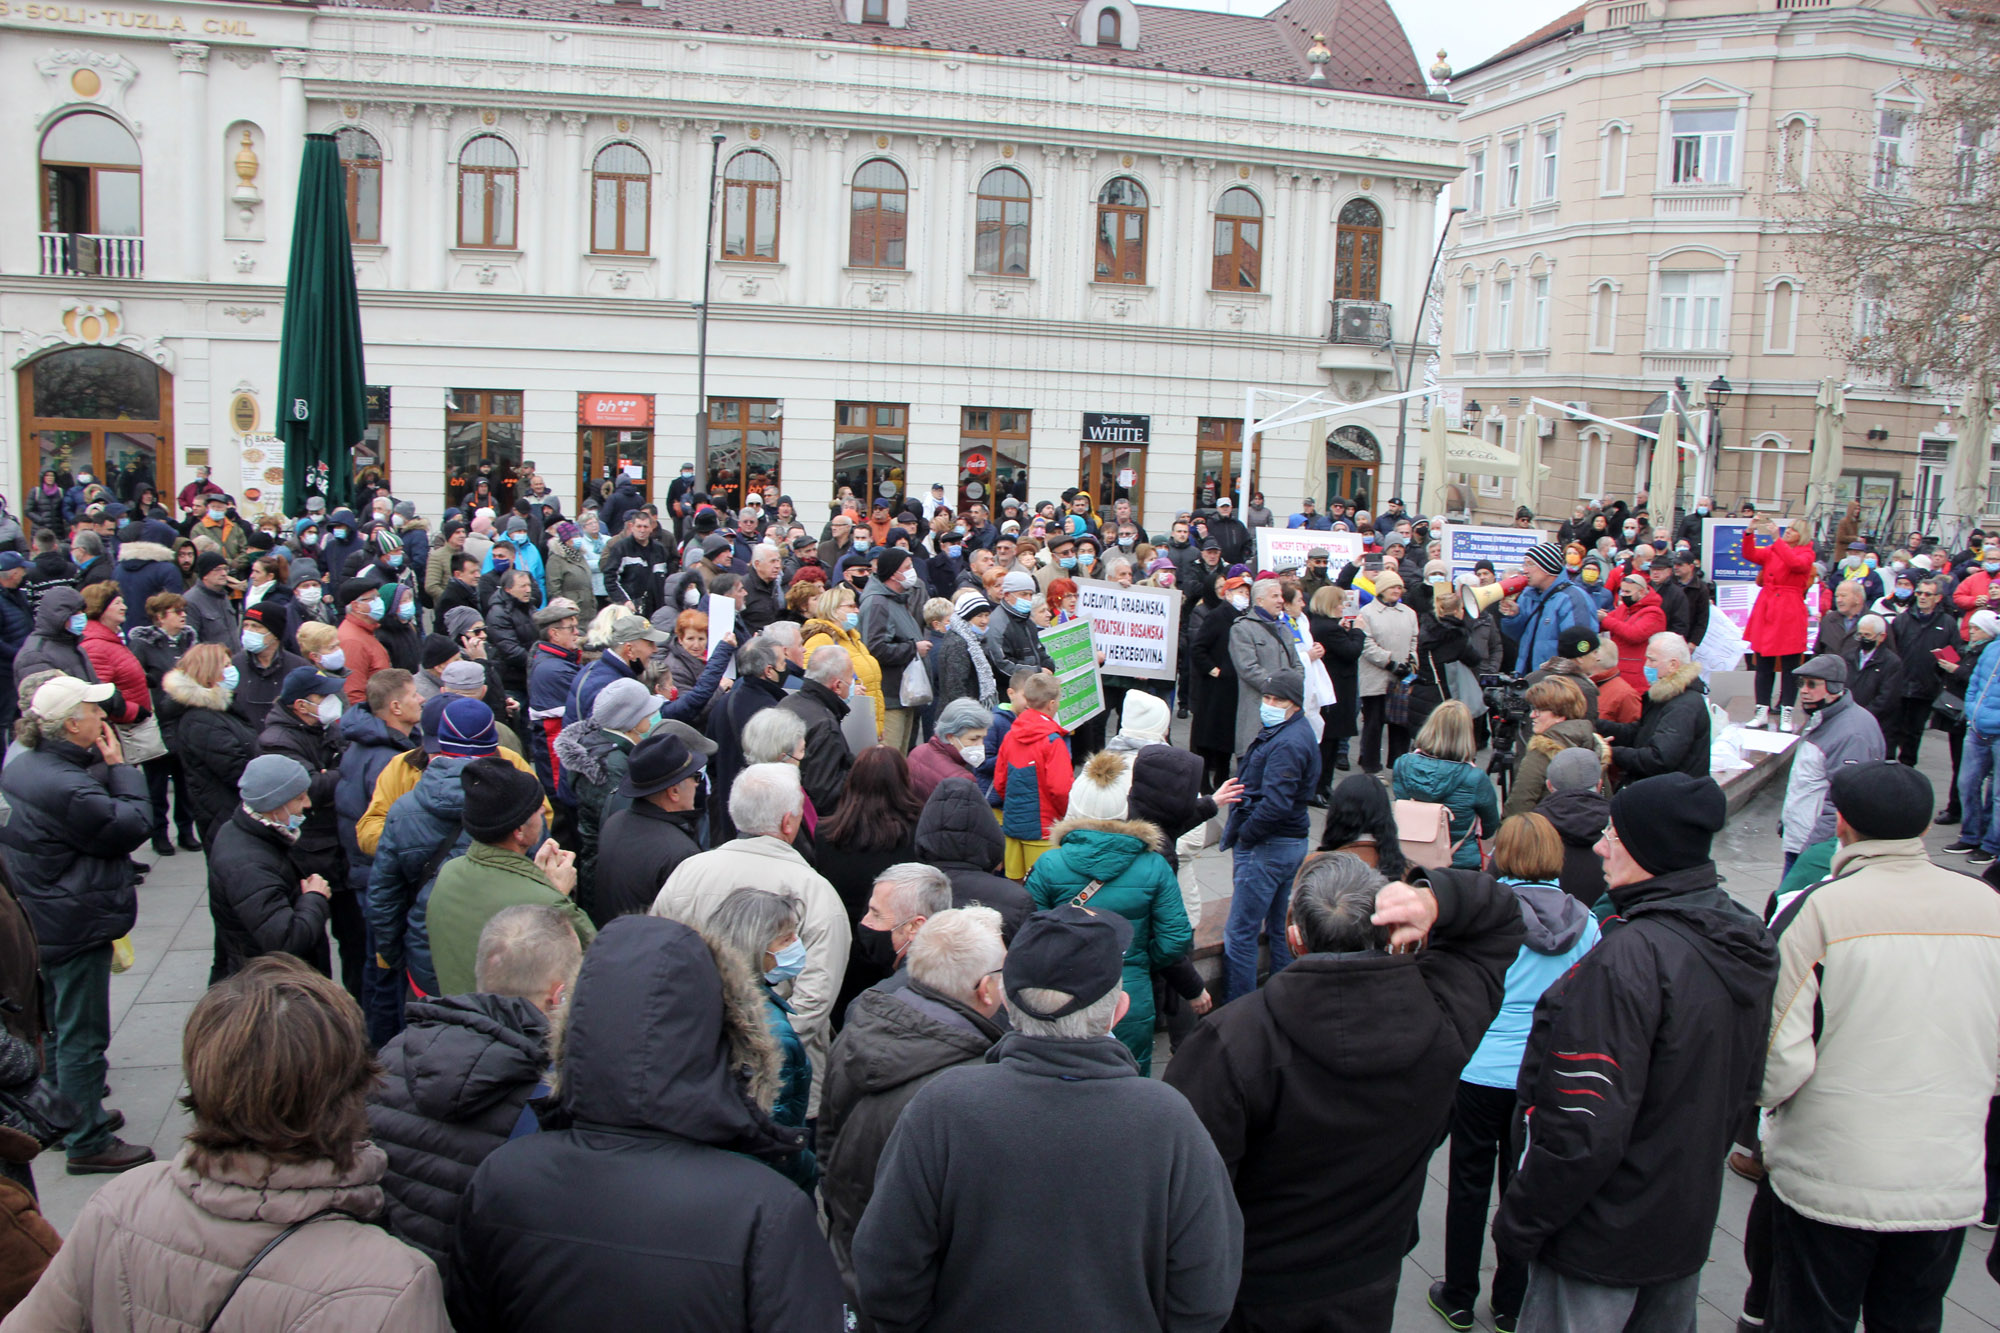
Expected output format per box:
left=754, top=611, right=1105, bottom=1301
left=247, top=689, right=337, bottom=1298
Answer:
left=1479, top=673, right=1533, bottom=794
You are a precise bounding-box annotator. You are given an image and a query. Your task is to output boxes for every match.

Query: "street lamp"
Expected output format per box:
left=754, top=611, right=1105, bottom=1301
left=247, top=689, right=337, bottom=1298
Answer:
left=1394, top=204, right=1470, bottom=505
left=1461, top=399, right=1482, bottom=433
left=1705, top=374, right=1732, bottom=411
left=694, top=130, right=726, bottom=498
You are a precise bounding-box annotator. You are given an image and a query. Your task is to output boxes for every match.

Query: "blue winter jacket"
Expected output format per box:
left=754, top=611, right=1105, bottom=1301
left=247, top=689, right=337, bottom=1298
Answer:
left=1220, top=710, right=1320, bottom=849
left=1460, top=878, right=1601, bottom=1089
left=1964, top=635, right=2000, bottom=736
left=1499, top=572, right=1599, bottom=674
left=335, top=704, right=419, bottom=895
left=483, top=542, right=545, bottom=600
left=366, top=754, right=476, bottom=992
left=564, top=638, right=733, bottom=727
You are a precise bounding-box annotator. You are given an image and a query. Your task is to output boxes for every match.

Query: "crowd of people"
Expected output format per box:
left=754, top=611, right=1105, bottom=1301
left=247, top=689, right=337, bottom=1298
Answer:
left=0, top=468, right=1995, bottom=1333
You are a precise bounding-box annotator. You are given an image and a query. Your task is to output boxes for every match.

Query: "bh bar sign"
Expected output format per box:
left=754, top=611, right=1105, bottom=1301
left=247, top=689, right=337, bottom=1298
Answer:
left=1082, top=412, right=1150, bottom=445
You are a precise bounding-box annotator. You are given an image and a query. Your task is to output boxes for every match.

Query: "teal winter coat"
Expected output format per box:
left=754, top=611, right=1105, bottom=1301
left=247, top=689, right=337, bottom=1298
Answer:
left=1391, top=752, right=1501, bottom=869
left=1024, top=817, right=1192, bottom=1073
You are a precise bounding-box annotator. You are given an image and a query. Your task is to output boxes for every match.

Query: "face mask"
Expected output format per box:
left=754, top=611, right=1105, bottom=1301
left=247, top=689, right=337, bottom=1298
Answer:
left=332, top=527, right=349, bottom=541
left=398, top=601, right=417, bottom=621
left=321, top=648, right=345, bottom=671
left=853, top=540, right=870, bottom=555
left=1118, top=537, right=1134, bottom=548
left=302, top=534, right=320, bottom=547
left=946, top=545, right=962, bottom=559
left=221, top=665, right=240, bottom=691
left=1258, top=701, right=1289, bottom=728
left=1011, top=597, right=1033, bottom=614
left=1428, top=575, right=1447, bottom=586
left=1984, top=562, right=1998, bottom=574
left=1895, top=587, right=1913, bottom=600
left=1800, top=693, right=1830, bottom=715
left=844, top=611, right=861, bottom=629
left=1857, top=635, right=1879, bottom=649
left=386, top=553, right=404, bottom=569
left=207, top=508, right=225, bottom=521
left=764, top=937, right=808, bottom=986
left=1581, top=568, right=1600, bottom=585
left=854, top=923, right=902, bottom=969
left=1059, top=556, right=1077, bottom=570
left=1229, top=593, right=1250, bottom=611
left=492, top=555, right=512, bottom=569
left=241, top=628, right=269, bottom=654
left=316, top=695, right=343, bottom=724
left=65, top=612, right=87, bottom=637
left=1696, top=506, right=1710, bottom=516
left=284, top=811, right=307, bottom=833
left=967, top=622, right=987, bottom=639
left=299, top=585, right=323, bottom=605
left=1643, top=665, right=1660, bottom=684
left=1892, top=559, right=1908, bottom=571
left=958, top=742, right=985, bottom=768
left=1864, top=556, right=1878, bottom=568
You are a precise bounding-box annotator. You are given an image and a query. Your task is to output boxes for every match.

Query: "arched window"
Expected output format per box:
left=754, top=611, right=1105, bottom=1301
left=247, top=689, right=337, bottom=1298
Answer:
left=337, top=128, right=382, bottom=245
left=40, top=110, right=142, bottom=267
left=722, top=149, right=781, bottom=262
left=1765, top=279, right=1797, bottom=353
left=849, top=158, right=908, bottom=269
left=591, top=142, right=650, bottom=256
left=457, top=135, right=517, bottom=249
left=22, top=346, right=173, bottom=508
left=1211, top=187, right=1262, bottom=292
left=1095, top=177, right=1148, bottom=285
left=1097, top=7, right=1120, bottom=42
left=974, top=167, right=1031, bottom=276
left=1332, top=198, right=1382, bottom=301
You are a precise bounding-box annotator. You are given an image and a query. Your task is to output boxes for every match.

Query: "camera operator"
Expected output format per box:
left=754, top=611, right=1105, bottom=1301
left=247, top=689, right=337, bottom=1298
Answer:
left=1523, top=627, right=1602, bottom=721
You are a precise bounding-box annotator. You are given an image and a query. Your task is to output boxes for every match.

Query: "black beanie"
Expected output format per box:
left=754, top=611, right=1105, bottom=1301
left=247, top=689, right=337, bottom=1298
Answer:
left=460, top=757, right=544, bottom=842
left=1830, top=761, right=1932, bottom=840
left=875, top=548, right=911, bottom=582
left=421, top=634, right=459, bottom=670
left=1609, top=773, right=1726, bottom=876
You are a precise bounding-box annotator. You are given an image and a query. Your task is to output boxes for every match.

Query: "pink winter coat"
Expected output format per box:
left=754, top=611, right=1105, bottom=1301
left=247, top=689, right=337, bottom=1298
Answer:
left=1, top=1145, right=448, bottom=1333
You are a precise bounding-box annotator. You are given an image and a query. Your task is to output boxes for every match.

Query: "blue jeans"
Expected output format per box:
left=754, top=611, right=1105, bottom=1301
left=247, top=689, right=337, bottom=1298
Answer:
left=1962, top=729, right=2000, bottom=849
left=44, top=944, right=114, bottom=1159
left=1225, top=836, right=1308, bottom=1003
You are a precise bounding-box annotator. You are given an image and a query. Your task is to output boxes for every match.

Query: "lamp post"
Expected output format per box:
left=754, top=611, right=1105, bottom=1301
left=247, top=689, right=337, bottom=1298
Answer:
left=694, top=130, right=726, bottom=495
left=1394, top=203, right=1469, bottom=506
left=1703, top=374, right=1731, bottom=502
left=1461, top=399, right=1482, bottom=433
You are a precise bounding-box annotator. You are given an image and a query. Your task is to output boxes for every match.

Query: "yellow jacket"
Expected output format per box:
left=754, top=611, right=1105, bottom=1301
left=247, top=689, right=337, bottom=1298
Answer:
left=801, top=616, right=884, bottom=740
left=354, top=744, right=547, bottom=857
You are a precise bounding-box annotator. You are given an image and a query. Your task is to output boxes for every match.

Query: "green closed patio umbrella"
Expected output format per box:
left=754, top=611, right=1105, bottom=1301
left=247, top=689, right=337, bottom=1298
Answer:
left=275, top=132, right=365, bottom=514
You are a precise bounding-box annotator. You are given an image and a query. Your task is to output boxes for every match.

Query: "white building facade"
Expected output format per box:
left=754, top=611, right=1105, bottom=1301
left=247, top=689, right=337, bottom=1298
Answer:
left=2, top=0, right=1458, bottom=528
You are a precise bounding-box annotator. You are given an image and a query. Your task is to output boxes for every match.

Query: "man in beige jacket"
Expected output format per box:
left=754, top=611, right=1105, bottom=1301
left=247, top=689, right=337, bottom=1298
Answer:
left=1759, top=760, right=2000, bottom=1331
left=651, top=762, right=851, bottom=1115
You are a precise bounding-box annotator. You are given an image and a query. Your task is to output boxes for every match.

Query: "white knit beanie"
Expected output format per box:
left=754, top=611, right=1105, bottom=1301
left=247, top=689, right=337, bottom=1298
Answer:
left=1065, top=751, right=1134, bottom=821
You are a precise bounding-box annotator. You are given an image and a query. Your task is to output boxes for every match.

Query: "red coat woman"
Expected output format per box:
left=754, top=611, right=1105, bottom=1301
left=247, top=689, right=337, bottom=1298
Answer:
left=1601, top=583, right=1667, bottom=691
left=1739, top=522, right=1815, bottom=657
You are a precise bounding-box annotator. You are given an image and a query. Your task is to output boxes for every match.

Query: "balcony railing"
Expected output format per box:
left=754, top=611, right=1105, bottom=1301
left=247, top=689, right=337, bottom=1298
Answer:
left=39, top=233, right=144, bottom=279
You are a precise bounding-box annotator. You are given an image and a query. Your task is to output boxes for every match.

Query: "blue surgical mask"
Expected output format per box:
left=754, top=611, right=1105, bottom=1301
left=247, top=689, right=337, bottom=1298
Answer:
left=843, top=611, right=861, bottom=630
left=241, top=628, right=268, bottom=654
left=852, top=540, right=870, bottom=555
left=1984, top=561, right=1998, bottom=574
left=1012, top=596, right=1033, bottom=614
left=65, top=612, right=86, bottom=637
left=332, top=527, right=349, bottom=540
left=221, top=665, right=240, bottom=690
left=946, top=545, right=962, bottom=559
left=398, top=601, right=416, bottom=621
left=764, top=937, right=808, bottom=986
left=1643, top=665, right=1660, bottom=684
left=386, top=552, right=404, bottom=569
left=1258, top=701, right=1289, bottom=728
left=1059, top=556, right=1078, bottom=570
left=284, top=811, right=307, bottom=832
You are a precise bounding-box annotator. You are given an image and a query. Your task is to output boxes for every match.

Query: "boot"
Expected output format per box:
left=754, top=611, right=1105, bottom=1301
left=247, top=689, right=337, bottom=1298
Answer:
left=151, top=833, right=175, bottom=857
left=1748, top=704, right=1770, bottom=729
left=177, top=827, right=202, bottom=852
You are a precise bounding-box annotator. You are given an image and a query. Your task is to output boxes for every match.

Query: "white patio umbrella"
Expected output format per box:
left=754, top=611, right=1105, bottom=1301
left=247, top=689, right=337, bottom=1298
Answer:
left=1804, top=377, right=1846, bottom=518
left=1948, top=372, right=1993, bottom=537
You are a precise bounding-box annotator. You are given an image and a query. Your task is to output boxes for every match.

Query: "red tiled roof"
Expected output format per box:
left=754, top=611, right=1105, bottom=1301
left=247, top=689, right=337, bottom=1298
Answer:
left=334, top=0, right=1429, bottom=99
left=1453, top=4, right=1586, bottom=80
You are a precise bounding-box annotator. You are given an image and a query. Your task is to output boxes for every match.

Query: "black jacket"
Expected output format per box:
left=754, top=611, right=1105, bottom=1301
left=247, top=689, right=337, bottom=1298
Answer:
left=367, top=993, right=549, bottom=1269
left=910, top=777, right=1031, bottom=940
left=1494, top=862, right=1778, bottom=1286
left=0, top=736, right=152, bottom=964
left=775, top=679, right=854, bottom=817
left=1189, top=602, right=1242, bottom=756
left=820, top=983, right=1004, bottom=1293
left=741, top=570, right=784, bottom=636
left=1122, top=743, right=1216, bottom=875
left=206, top=806, right=331, bottom=978
left=449, top=916, right=841, bottom=1333
left=1536, top=788, right=1611, bottom=907
left=1597, top=662, right=1710, bottom=783
left=705, top=672, right=788, bottom=844
left=1165, top=867, right=1523, bottom=1306
left=164, top=673, right=260, bottom=840
left=485, top=590, right=540, bottom=695
left=1891, top=606, right=1961, bottom=700
left=1676, top=575, right=1712, bottom=650
left=1652, top=577, right=1692, bottom=641
left=255, top=707, right=346, bottom=886
left=229, top=645, right=308, bottom=734
left=984, top=605, right=1051, bottom=680
left=1842, top=642, right=1904, bottom=726
left=592, top=803, right=701, bottom=926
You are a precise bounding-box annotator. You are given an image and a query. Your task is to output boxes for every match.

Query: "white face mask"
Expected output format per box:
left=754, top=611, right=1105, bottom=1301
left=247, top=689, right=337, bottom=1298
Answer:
left=958, top=742, right=985, bottom=769
left=316, top=695, right=343, bottom=725
left=1229, top=593, right=1250, bottom=611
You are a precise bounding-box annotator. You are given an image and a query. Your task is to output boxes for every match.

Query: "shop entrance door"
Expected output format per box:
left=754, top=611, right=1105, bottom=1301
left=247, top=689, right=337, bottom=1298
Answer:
left=19, top=346, right=173, bottom=522
left=1327, top=425, right=1380, bottom=514
left=446, top=389, right=523, bottom=512
left=1080, top=443, right=1146, bottom=524
left=577, top=393, right=654, bottom=512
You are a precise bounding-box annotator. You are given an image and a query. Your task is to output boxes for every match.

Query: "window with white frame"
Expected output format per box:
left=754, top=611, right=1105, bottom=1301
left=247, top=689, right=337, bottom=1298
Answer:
left=1501, top=139, right=1522, bottom=209
left=1458, top=282, right=1480, bottom=353
left=1466, top=149, right=1486, bottom=214
left=1478, top=419, right=1506, bottom=496
left=1873, top=106, right=1913, bottom=192
left=1776, top=117, right=1811, bottom=191
left=1856, top=276, right=1889, bottom=346
left=1764, top=279, right=1798, bottom=354
left=1577, top=429, right=1610, bottom=498
left=1955, top=122, right=1988, bottom=199
left=1987, top=438, right=2000, bottom=512
left=1669, top=109, right=1737, bottom=186
left=1653, top=270, right=1726, bottom=349
left=1536, top=128, right=1561, bottom=201
left=1590, top=282, right=1618, bottom=352
left=1749, top=436, right=1791, bottom=507
left=1601, top=125, right=1627, bottom=194
left=1492, top=279, right=1515, bottom=350
left=1529, top=274, right=1551, bottom=346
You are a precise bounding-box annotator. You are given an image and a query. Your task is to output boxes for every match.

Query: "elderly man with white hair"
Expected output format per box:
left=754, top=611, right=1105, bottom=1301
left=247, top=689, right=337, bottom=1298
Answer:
left=821, top=905, right=1008, bottom=1308
left=1593, top=631, right=1711, bottom=786
left=652, top=762, right=850, bottom=1112
left=741, top=543, right=786, bottom=636
left=760, top=617, right=806, bottom=689
left=1842, top=610, right=1903, bottom=730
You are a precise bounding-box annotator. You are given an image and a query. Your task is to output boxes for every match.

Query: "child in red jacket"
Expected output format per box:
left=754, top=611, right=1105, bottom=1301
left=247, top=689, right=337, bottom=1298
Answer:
left=993, top=672, right=1073, bottom=878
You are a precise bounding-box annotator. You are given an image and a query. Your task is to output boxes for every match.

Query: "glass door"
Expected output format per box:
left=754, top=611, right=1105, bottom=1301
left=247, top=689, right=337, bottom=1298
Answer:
left=960, top=408, right=1029, bottom=514
left=578, top=428, right=652, bottom=513
left=20, top=346, right=174, bottom=514
left=445, top=389, right=523, bottom=511
left=1080, top=443, right=1146, bottom=524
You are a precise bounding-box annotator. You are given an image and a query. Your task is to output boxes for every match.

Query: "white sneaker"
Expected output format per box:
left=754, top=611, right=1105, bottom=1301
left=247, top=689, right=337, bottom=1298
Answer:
left=1780, top=705, right=1797, bottom=733
left=1749, top=705, right=1770, bottom=729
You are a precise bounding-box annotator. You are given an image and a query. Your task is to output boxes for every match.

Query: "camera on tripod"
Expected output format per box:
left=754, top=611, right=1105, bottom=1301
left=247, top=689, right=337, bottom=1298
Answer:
left=1479, top=673, right=1533, bottom=795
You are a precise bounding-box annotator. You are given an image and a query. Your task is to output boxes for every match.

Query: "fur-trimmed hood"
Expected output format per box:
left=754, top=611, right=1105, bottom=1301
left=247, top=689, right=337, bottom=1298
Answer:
left=1047, top=814, right=1167, bottom=855
left=552, top=718, right=616, bottom=785
left=1645, top=659, right=1705, bottom=703
left=113, top=540, right=177, bottom=567
left=163, top=668, right=233, bottom=712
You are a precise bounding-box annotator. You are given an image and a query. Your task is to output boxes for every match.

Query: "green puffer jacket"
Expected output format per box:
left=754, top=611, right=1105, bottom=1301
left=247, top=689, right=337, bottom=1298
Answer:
left=1392, top=751, right=1502, bottom=870
left=1024, top=816, right=1191, bottom=1075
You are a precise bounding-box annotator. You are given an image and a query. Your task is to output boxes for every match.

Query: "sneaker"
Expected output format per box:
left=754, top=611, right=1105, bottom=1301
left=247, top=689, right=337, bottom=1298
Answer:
left=1494, top=1315, right=1519, bottom=1333
left=1426, top=1282, right=1474, bottom=1332
left=1748, top=704, right=1770, bottom=728
left=1971, top=850, right=1997, bottom=866
left=1738, top=1315, right=1767, bottom=1331
left=1978, top=1216, right=1998, bottom=1232
left=67, top=1138, right=156, bottom=1174
left=1779, top=705, right=1797, bottom=733
left=1943, top=841, right=1981, bottom=855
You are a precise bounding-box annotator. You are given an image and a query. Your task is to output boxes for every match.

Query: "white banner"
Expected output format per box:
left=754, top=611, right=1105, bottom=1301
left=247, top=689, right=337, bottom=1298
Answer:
left=1437, top=523, right=1554, bottom=582
left=1074, top=578, right=1181, bottom=681
left=1255, top=528, right=1367, bottom=576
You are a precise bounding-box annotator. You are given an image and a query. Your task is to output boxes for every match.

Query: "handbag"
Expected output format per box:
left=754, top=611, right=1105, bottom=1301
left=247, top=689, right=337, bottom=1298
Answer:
left=0, top=1076, right=82, bottom=1151
left=1384, top=676, right=1412, bottom=728
left=1394, top=799, right=1478, bottom=871
left=1932, top=690, right=1967, bottom=728
left=898, top=655, right=934, bottom=709
left=115, top=713, right=167, bottom=766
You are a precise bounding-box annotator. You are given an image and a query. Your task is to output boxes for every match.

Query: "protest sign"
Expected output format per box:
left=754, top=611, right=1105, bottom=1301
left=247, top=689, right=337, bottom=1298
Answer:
left=1039, top=618, right=1105, bottom=730
left=1437, top=524, right=1553, bottom=583
left=1074, top=579, right=1180, bottom=681
left=1254, top=528, right=1366, bottom=575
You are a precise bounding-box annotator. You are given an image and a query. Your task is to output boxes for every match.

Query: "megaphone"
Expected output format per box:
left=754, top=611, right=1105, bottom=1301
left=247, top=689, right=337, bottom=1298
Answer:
left=1464, top=581, right=1507, bottom=614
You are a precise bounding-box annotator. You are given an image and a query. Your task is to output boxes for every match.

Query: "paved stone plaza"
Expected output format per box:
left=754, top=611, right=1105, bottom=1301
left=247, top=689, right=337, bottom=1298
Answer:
left=26, top=724, right=2000, bottom=1331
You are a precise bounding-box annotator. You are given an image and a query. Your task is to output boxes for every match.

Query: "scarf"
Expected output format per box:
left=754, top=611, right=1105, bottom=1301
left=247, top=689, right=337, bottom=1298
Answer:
left=950, top=618, right=997, bottom=708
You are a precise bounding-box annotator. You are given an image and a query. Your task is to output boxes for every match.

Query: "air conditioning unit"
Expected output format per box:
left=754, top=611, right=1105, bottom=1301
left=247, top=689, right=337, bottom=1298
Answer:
left=1538, top=415, right=1556, bottom=438
left=1329, top=299, right=1392, bottom=346
left=1562, top=400, right=1590, bottom=421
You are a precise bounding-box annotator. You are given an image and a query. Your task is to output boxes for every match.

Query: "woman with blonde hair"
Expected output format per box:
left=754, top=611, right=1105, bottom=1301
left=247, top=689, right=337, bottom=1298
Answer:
left=163, top=641, right=260, bottom=849
left=801, top=585, right=884, bottom=740
left=1739, top=512, right=1817, bottom=730
left=1390, top=699, right=1500, bottom=869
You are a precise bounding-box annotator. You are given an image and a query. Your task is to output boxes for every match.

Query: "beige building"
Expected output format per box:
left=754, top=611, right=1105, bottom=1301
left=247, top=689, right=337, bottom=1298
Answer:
left=1437, top=0, right=1975, bottom=542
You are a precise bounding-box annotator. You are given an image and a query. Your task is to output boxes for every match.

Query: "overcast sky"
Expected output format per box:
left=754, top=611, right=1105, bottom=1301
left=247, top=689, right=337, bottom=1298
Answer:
left=1145, top=0, right=1579, bottom=87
